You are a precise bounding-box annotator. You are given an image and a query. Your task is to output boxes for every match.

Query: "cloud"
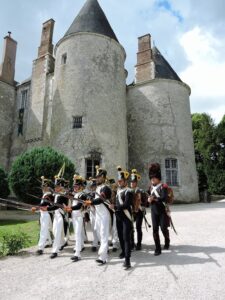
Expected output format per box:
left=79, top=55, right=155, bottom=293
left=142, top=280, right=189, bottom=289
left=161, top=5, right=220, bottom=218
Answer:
left=179, top=26, right=225, bottom=123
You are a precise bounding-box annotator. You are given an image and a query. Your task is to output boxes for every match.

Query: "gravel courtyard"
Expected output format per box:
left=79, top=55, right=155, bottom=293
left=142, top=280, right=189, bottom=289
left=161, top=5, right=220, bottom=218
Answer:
left=0, top=201, right=225, bottom=300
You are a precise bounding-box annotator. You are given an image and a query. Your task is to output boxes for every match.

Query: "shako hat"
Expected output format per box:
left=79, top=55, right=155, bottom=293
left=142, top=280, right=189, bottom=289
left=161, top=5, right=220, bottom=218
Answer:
left=95, top=165, right=107, bottom=178
left=117, top=166, right=129, bottom=180
left=73, top=174, right=86, bottom=186
left=130, top=169, right=141, bottom=182
left=41, top=176, right=54, bottom=189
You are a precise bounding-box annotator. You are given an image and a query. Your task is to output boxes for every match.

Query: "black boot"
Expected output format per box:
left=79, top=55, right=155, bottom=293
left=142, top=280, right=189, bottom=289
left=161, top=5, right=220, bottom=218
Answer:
left=96, top=259, right=106, bottom=265
left=36, top=249, right=43, bottom=255
left=135, top=244, right=142, bottom=251
left=123, top=258, right=131, bottom=270
left=119, top=252, right=125, bottom=259
left=154, top=248, right=161, bottom=256
left=164, top=236, right=170, bottom=250
left=71, top=256, right=80, bottom=262
left=50, top=253, right=57, bottom=259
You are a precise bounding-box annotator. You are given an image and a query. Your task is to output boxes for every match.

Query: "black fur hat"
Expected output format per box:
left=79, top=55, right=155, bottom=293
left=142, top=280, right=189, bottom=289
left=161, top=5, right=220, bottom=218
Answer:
left=149, top=163, right=161, bottom=180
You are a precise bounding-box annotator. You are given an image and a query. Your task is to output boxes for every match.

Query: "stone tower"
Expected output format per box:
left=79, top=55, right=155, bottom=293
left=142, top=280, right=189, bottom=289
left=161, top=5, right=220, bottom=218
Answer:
left=127, top=34, right=199, bottom=202
left=51, top=0, right=128, bottom=178
left=26, top=19, right=55, bottom=144
left=0, top=32, right=17, bottom=169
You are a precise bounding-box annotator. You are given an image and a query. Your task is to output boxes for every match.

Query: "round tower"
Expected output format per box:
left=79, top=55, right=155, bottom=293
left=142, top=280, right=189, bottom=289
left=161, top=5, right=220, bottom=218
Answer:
left=127, top=34, right=199, bottom=203
left=51, top=0, right=128, bottom=178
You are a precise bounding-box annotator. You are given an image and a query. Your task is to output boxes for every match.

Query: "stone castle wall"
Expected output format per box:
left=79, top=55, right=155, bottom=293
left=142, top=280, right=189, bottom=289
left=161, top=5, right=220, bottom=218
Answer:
left=127, top=79, right=199, bottom=203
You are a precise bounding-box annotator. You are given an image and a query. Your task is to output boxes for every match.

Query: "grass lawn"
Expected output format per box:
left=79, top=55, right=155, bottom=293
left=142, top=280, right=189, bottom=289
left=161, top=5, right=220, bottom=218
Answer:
left=0, top=219, right=40, bottom=248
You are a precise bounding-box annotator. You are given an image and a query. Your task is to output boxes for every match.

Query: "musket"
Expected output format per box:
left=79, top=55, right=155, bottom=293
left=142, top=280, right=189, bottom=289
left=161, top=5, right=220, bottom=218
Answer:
left=27, top=193, right=85, bottom=209
left=0, top=197, right=36, bottom=209
left=93, top=191, right=115, bottom=212
left=0, top=201, right=39, bottom=213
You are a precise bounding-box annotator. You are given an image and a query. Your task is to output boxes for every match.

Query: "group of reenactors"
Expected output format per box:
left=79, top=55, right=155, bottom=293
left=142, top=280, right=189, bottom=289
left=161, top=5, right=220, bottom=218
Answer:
left=33, top=163, right=172, bottom=270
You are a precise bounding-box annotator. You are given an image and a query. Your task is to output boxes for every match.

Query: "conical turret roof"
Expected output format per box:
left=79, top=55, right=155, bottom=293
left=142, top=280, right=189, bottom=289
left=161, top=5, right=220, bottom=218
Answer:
left=64, top=0, right=119, bottom=42
left=152, top=47, right=181, bottom=82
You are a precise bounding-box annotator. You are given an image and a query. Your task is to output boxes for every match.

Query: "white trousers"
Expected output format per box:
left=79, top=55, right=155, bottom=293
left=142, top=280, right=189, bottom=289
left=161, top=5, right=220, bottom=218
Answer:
left=90, top=210, right=99, bottom=247
left=38, top=211, right=52, bottom=251
left=52, top=211, right=65, bottom=253
left=95, top=213, right=110, bottom=261
left=72, top=213, right=83, bottom=258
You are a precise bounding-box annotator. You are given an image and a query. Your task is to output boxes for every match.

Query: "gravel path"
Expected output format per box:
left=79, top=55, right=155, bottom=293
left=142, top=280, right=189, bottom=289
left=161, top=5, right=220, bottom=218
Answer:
left=0, top=201, right=225, bottom=300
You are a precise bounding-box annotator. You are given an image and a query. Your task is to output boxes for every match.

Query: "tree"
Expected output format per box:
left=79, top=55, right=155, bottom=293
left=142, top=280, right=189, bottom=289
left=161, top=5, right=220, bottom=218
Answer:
left=0, top=167, right=10, bottom=198
left=192, top=113, right=225, bottom=195
left=208, top=115, right=225, bottom=194
left=192, top=113, right=216, bottom=192
left=9, top=147, right=75, bottom=203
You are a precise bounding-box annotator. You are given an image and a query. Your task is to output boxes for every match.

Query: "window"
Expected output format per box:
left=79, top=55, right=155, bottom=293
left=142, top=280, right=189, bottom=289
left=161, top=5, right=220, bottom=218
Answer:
left=61, top=53, right=67, bottom=65
left=21, top=90, right=28, bottom=109
left=85, top=152, right=101, bottom=179
left=165, top=158, right=179, bottom=186
left=18, top=108, right=24, bottom=136
left=73, top=116, right=82, bottom=129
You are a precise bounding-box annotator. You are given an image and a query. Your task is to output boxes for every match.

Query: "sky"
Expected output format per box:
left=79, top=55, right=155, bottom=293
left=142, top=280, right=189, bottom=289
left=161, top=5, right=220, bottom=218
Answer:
left=0, top=0, right=224, bottom=123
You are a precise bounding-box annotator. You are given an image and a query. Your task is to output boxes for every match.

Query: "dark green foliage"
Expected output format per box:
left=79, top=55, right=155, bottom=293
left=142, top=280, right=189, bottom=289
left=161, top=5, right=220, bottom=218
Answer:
left=192, top=113, right=225, bottom=195
left=8, top=147, right=75, bottom=203
left=0, top=167, right=10, bottom=198
left=0, top=231, right=31, bottom=256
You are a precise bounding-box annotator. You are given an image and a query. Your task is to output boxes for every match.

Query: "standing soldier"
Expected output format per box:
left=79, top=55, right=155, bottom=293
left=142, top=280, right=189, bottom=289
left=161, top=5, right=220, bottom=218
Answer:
left=148, top=163, right=170, bottom=256
left=84, top=166, right=112, bottom=265
left=130, top=169, right=147, bottom=251
left=87, top=178, right=99, bottom=252
left=34, top=176, right=54, bottom=255
left=41, top=173, right=69, bottom=259
left=67, top=175, right=86, bottom=262
left=110, top=167, right=134, bottom=270
left=108, top=178, right=119, bottom=252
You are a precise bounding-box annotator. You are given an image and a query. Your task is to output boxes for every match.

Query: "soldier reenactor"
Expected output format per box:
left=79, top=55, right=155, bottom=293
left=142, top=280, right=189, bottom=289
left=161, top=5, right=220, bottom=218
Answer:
left=110, top=167, right=134, bottom=270
left=148, top=163, right=170, bottom=256
left=67, top=175, right=86, bottom=262
left=130, top=169, right=148, bottom=251
left=34, top=176, right=54, bottom=255
left=41, top=170, right=69, bottom=259
left=84, top=167, right=112, bottom=265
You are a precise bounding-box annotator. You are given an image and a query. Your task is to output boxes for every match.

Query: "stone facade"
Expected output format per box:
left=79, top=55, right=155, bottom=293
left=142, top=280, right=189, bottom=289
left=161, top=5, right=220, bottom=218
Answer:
left=0, top=0, right=199, bottom=202
left=127, top=79, right=198, bottom=202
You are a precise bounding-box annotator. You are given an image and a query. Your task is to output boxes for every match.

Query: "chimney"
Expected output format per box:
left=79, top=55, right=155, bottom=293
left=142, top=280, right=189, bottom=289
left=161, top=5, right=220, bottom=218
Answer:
left=135, top=34, right=154, bottom=84
left=0, top=32, right=17, bottom=86
left=38, top=19, right=55, bottom=57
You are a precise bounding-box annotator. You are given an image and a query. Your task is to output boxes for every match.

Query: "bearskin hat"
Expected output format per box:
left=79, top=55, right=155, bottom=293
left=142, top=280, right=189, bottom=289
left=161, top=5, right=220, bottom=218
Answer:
left=149, top=163, right=161, bottom=180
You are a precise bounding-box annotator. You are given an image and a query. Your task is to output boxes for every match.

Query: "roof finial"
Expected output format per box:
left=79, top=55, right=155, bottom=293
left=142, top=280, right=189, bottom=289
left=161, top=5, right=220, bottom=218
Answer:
left=8, top=31, right=12, bottom=38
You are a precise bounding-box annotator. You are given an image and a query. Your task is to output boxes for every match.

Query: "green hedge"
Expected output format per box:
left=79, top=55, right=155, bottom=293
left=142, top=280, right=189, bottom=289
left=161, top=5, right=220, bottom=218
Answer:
left=9, top=147, right=75, bottom=203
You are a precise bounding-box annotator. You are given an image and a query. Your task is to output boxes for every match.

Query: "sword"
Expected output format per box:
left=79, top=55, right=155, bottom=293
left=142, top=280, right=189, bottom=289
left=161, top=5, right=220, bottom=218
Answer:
left=169, top=216, right=178, bottom=235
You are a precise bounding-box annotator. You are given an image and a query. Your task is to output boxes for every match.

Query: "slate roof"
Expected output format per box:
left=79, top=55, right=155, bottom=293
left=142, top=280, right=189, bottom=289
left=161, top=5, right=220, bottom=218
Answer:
left=152, top=46, right=181, bottom=82
left=64, top=0, right=119, bottom=42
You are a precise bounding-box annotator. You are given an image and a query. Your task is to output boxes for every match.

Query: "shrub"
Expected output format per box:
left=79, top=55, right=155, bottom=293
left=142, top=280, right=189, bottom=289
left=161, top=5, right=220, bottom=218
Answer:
left=8, top=147, right=75, bottom=204
left=0, top=231, right=31, bottom=256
